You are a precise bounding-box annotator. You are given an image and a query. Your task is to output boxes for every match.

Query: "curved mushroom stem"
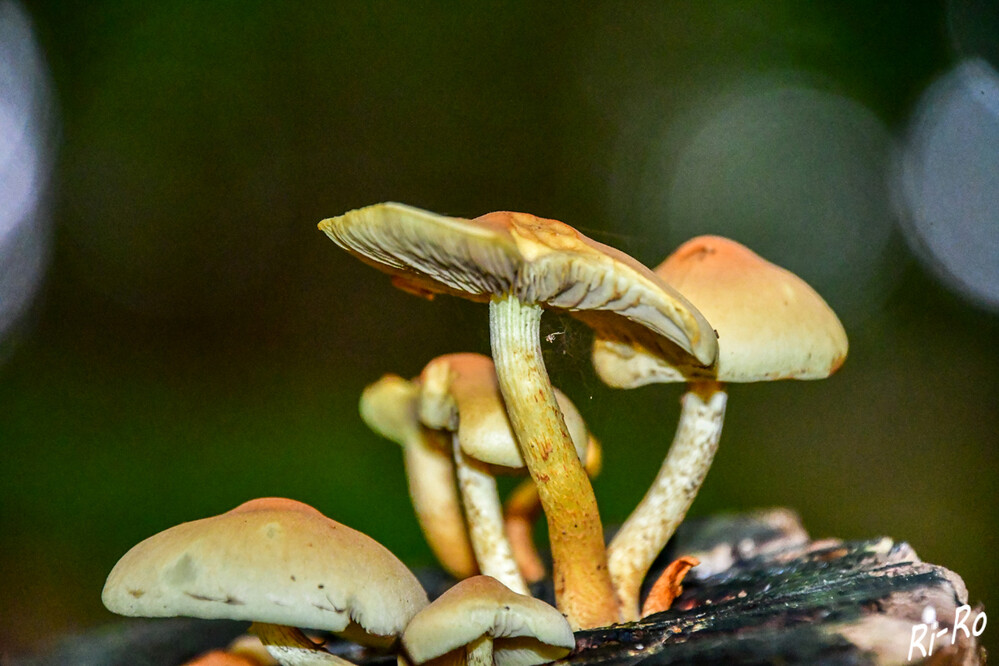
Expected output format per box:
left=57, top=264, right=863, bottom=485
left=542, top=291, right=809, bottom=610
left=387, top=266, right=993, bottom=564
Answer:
left=505, top=437, right=604, bottom=584
left=607, top=382, right=727, bottom=621
left=453, top=434, right=530, bottom=595
left=250, top=623, right=355, bottom=666
left=404, top=428, right=478, bottom=579
left=466, top=635, right=493, bottom=666
left=360, top=375, right=477, bottom=579
left=489, top=294, right=620, bottom=629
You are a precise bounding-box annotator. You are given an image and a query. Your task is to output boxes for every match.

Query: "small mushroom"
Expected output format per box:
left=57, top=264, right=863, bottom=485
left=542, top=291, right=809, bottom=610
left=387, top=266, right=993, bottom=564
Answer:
left=402, top=575, right=575, bottom=666
left=417, top=353, right=591, bottom=595
left=593, top=236, right=848, bottom=619
left=320, top=203, right=717, bottom=628
left=359, top=374, right=478, bottom=579
left=102, top=498, right=429, bottom=666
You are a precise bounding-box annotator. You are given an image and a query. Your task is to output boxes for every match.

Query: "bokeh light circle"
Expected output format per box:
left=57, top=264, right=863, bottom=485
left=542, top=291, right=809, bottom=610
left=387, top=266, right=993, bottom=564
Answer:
left=896, top=58, right=999, bottom=313
left=610, top=75, right=904, bottom=327
left=665, top=80, right=901, bottom=326
left=0, top=0, right=55, bottom=356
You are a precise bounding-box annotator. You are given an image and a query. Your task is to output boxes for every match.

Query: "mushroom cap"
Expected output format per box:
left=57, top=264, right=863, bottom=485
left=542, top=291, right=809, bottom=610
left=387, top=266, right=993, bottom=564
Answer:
left=319, top=203, right=717, bottom=366
left=594, top=235, right=848, bottom=387
left=402, top=575, right=575, bottom=666
left=102, top=498, right=429, bottom=640
left=359, top=373, right=422, bottom=446
left=418, top=353, right=589, bottom=469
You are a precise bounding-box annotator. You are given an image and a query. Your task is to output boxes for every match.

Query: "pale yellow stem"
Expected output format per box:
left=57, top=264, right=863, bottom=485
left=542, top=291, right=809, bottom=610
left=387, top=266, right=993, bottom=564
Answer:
left=607, top=382, right=727, bottom=620
left=489, top=294, right=620, bottom=629
left=404, top=428, right=478, bottom=578
left=453, top=434, right=530, bottom=594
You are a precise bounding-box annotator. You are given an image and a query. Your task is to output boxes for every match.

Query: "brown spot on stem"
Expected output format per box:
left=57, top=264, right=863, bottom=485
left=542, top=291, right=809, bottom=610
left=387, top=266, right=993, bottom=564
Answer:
left=540, top=441, right=552, bottom=461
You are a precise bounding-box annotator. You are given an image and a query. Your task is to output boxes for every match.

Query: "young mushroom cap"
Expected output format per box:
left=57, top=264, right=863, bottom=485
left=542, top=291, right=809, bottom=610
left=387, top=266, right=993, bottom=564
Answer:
left=402, top=576, right=575, bottom=666
left=418, top=353, right=589, bottom=469
left=102, top=498, right=428, bottom=642
left=359, top=373, right=424, bottom=445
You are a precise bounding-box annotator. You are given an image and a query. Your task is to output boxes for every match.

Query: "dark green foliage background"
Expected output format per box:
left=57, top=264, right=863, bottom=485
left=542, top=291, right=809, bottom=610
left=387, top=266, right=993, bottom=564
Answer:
left=2, top=1, right=996, bottom=658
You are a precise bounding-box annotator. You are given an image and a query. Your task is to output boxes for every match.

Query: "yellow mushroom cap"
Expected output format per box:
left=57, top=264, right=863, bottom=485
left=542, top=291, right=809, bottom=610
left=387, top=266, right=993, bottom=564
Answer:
left=359, top=374, right=423, bottom=446
left=594, top=235, right=848, bottom=387
left=418, top=353, right=589, bottom=469
left=402, top=576, right=575, bottom=666
left=319, top=203, right=717, bottom=366
left=102, top=498, right=428, bottom=641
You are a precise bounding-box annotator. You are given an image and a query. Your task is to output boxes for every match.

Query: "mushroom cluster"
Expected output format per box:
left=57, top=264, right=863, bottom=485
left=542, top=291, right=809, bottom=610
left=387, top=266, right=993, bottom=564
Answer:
left=320, top=203, right=719, bottom=630
left=320, top=204, right=847, bottom=628
left=102, top=204, right=848, bottom=664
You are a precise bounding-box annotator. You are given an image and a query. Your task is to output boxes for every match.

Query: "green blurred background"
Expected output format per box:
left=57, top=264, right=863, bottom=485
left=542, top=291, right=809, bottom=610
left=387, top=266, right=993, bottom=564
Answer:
left=2, top=0, right=997, bottom=659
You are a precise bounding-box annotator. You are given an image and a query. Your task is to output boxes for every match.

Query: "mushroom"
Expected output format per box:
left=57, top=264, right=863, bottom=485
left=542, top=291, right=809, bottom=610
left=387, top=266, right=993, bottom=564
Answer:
left=319, top=203, right=717, bottom=628
left=402, top=575, right=575, bottom=666
left=593, top=235, right=848, bottom=620
left=417, top=352, right=591, bottom=596
left=359, top=374, right=478, bottom=579
left=102, top=498, right=429, bottom=666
